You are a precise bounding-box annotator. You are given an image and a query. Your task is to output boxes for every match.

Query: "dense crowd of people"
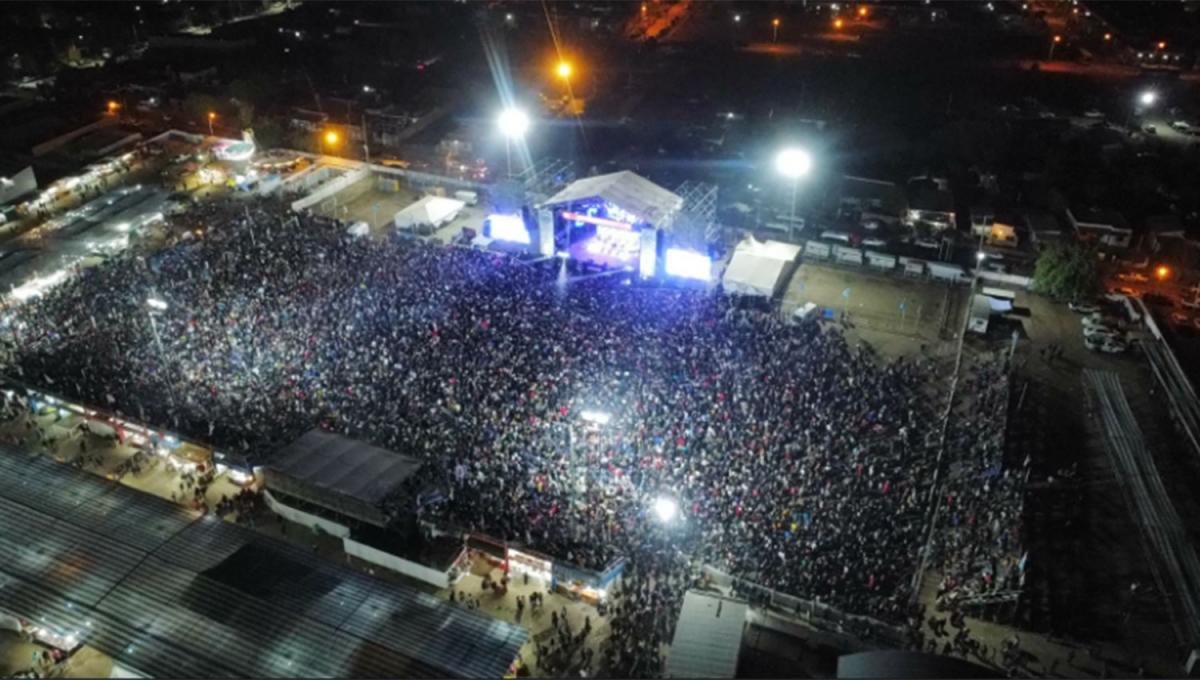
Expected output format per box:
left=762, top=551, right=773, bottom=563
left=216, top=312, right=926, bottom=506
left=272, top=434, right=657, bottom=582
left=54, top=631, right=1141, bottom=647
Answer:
left=8, top=195, right=1021, bottom=674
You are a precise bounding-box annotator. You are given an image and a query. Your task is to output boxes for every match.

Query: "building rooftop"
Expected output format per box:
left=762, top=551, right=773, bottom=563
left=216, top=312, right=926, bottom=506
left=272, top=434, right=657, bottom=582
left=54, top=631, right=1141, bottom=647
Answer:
left=264, top=429, right=423, bottom=527
left=0, top=447, right=526, bottom=679
left=665, top=591, right=748, bottom=678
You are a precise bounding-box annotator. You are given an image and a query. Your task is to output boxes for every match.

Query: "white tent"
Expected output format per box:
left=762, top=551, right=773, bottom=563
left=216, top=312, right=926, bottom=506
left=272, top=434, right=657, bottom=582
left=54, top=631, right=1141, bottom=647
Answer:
left=721, top=238, right=801, bottom=297
left=394, top=196, right=465, bottom=231
left=347, top=221, right=370, bottom=238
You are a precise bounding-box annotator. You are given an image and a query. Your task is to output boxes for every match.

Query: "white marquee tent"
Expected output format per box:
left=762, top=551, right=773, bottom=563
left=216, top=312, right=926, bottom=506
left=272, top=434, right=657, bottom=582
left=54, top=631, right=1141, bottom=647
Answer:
left=721, top=237, right=801, bottom=297
left=394, top=196, right=464, bottom=231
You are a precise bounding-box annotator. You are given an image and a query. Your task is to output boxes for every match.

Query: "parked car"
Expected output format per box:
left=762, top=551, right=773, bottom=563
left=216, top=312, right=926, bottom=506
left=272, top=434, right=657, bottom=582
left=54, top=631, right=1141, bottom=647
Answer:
left=1111, top=286, right=1140, bottom=298
left=1099, top=339, right=1128, bottom=354
left=1169, top=311, right=1191, bottom=326
left=1084, top=327, right=1123, bottom=343
left=1142, top=124, right=1157, bottom=135
left=1172, top=121, right=1192, bottom=132
left=1069, top=301, right=1101, bottom=314
left=1116, top=271, right=1149, bottom=283
left=1182, top=299, right=1200, bottom=311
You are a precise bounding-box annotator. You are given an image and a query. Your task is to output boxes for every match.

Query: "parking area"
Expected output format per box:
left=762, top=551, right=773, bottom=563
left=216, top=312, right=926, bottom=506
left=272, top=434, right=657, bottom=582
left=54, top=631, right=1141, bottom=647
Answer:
left=782, top=262, right=961, bottom=357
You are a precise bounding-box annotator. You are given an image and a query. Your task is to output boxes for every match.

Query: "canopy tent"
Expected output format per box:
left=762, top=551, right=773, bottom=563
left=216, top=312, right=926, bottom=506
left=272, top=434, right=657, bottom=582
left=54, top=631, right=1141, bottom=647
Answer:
left=263, top=429, right=422, bottom=527
left=721, top=237, right=801, bottom=297
left=393, top=196, right=464, bottom=231
left=664, top=591, right=748, bottom=678
left=541, top=171, right=683, bottom=226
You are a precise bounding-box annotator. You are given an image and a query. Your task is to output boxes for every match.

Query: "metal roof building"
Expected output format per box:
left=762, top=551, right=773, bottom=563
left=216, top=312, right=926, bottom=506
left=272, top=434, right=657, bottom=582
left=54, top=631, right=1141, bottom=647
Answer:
left=263, top=429, right=423, bottom=527
left=664, top=590, right=748, bottom=679
left=0, top=447, right=527, bottom=678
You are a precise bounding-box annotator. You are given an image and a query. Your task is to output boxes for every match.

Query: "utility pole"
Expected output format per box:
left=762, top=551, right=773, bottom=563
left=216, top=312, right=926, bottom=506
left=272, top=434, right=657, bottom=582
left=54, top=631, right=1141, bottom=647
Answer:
left=361, top=113, right=370, bottom=164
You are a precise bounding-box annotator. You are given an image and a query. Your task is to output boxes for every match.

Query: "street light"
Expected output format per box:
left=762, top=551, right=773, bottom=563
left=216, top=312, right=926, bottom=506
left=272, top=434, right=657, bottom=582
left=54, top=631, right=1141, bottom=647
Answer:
left=497, top=107, right=529, bottom=177
left=556, top=61, right=572, bottom=79
left=834, top=17, right=845, bottom=30
left=1104, top=32, right=1112, bottom=41
left=775, top=147, right=813, bottom=236
left=1140, top=91, right=1157, bottom=107
left=1047, top=34, right=1062, bottom=60
left=145, top=298, right=178, bottom=412
left=1156, top=265, right=1171, bottom=281
left=322, top=129, right=340, bottom=157
left=733, top=13, right=741, bottom=23
left=772, top=17, right=780, bottom=42
left=652, top=496, right=678, bottom=523
left=207, top=111, right=215, bottom=136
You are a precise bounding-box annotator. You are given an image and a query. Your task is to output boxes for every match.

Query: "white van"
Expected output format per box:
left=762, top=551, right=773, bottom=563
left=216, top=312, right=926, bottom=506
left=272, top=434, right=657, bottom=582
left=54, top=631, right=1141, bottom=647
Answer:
left=454, top=190, right=479, bottom=206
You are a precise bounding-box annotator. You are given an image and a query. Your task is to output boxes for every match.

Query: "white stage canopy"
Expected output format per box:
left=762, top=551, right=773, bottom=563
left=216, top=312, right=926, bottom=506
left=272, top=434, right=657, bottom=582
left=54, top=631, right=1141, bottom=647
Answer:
left=721, top=237, right=801, bottom=297
left=394, top=196, right=464, bottom=231
left=541, top=171, right=683, bottom=226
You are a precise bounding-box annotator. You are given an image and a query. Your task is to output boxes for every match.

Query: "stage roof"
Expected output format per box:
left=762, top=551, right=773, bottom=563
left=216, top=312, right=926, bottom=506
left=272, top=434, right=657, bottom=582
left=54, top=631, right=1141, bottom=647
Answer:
left=541, top=170, right=683, bottom=226
left=664, top=591, right=748, bottom=678
left=264, top=429, right=422, bottom=527
left=0, top=446, right=527, bottom=679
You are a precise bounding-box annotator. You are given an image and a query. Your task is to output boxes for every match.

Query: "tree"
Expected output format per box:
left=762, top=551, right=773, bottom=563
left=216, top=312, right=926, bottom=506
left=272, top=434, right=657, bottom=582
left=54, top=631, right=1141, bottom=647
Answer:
left=1031, top=243, right=1099, bottom=301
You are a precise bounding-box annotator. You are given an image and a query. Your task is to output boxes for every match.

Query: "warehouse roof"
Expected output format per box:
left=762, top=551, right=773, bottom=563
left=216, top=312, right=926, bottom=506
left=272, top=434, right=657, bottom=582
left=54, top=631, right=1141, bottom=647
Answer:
left=0, top=447, right=526, bottom=679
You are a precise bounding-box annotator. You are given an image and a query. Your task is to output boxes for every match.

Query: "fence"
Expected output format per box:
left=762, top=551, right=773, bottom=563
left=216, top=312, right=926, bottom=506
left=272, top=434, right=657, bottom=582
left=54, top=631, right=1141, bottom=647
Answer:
left=700, top=564, right=908, bottom=648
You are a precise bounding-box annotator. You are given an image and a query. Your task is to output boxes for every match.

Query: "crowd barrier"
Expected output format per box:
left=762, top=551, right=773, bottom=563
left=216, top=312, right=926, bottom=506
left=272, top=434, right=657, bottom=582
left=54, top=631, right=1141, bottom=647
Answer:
left=700, top=564, right=908, bottom=649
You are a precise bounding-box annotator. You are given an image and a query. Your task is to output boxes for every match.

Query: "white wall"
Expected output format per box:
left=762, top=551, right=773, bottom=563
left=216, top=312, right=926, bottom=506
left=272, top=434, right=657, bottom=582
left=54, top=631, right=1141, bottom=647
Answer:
left=343, top=537, right=456, bottom=588
left=261, top=489, right=351, bottom=538
left=290, top=166, right=371, bottom=212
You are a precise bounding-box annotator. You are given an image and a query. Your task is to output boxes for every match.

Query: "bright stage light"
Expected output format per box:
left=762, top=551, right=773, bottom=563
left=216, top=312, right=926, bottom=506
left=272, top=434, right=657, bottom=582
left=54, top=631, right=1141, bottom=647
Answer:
left=580, top=410, right=612, bottom=425
left=652, top=497, right=678, bottom=523
left=497, top=108, right=530, bottom=139
left=486, top=213, right=530, bottom=245
left=775, top=147, right=813, bottom=180
left=665, top=248, right=712, bottom=281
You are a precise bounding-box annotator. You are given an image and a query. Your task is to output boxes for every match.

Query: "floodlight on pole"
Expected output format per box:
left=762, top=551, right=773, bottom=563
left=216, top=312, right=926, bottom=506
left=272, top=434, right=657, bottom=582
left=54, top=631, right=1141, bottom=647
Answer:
left=775, top=147, right=813, bottom=180
left=146, top=298, right=168, bottom=311
left=498, top=107, right=530, bottom=178
left=1139, top=91, right=1157, bottom=107
left=652, top=496, right=678, bottom=523
left=776, top=147, right=813, bottom=237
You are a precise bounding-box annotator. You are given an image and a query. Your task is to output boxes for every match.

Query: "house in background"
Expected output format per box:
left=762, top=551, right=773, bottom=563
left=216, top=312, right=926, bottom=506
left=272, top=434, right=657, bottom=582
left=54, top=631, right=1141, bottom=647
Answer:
left=1067, top=207, right=1132, bottom=250
left=906, top=177, right=956, bottom=232
left=1025, top=209, right=1068, bottom=248
left=837, top=175, right=907, bottom=226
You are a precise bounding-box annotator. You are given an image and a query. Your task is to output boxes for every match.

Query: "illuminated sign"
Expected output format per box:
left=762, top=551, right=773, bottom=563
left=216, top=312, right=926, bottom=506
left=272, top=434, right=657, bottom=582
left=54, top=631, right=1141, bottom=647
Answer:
left=562, top=211, right=634, bottom=230
left=665, top=248, right=712, bottom=281
left=486, top=213, right=530, bottom=245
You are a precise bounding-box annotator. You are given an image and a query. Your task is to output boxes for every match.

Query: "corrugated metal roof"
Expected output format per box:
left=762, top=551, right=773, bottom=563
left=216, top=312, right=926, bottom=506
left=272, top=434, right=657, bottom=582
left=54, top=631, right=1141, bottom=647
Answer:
left=0, top=446, right=526, bottom=678
left=264, top=429, right=422, bottom=525
left=664, top=590, right=748, bottom=679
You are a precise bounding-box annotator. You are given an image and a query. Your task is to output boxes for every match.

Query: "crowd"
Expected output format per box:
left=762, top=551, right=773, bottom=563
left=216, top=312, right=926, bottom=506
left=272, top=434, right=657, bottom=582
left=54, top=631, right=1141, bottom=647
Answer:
left=8, top=195, right=1015, bottom=674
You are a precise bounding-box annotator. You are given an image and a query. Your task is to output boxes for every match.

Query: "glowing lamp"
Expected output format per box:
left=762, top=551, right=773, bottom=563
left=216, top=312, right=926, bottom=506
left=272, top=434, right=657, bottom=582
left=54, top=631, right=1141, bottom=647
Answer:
left=497, top=108, right=530, bottom=139
left=1140, top=91, right=1157, bottom=107
left=653, top=497, right=678, bottom=523
left=324, top=130, right=339, bottom=145
left=556, top=62, right=572, bottom=79
left=1156, top=265, right=1170, bottom=280
left=775, top=147, right=813, bottom=180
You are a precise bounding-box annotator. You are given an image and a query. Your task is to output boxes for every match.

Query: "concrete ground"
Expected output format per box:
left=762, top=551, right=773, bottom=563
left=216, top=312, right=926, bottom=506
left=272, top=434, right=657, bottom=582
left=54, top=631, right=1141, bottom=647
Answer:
left=0, top=409, right=242, bottom=512
left=0, top=630, right=113, bottom=679
left=783, top=261, right=962, bottom=358
left=313, top=182, right=420, bottom=235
